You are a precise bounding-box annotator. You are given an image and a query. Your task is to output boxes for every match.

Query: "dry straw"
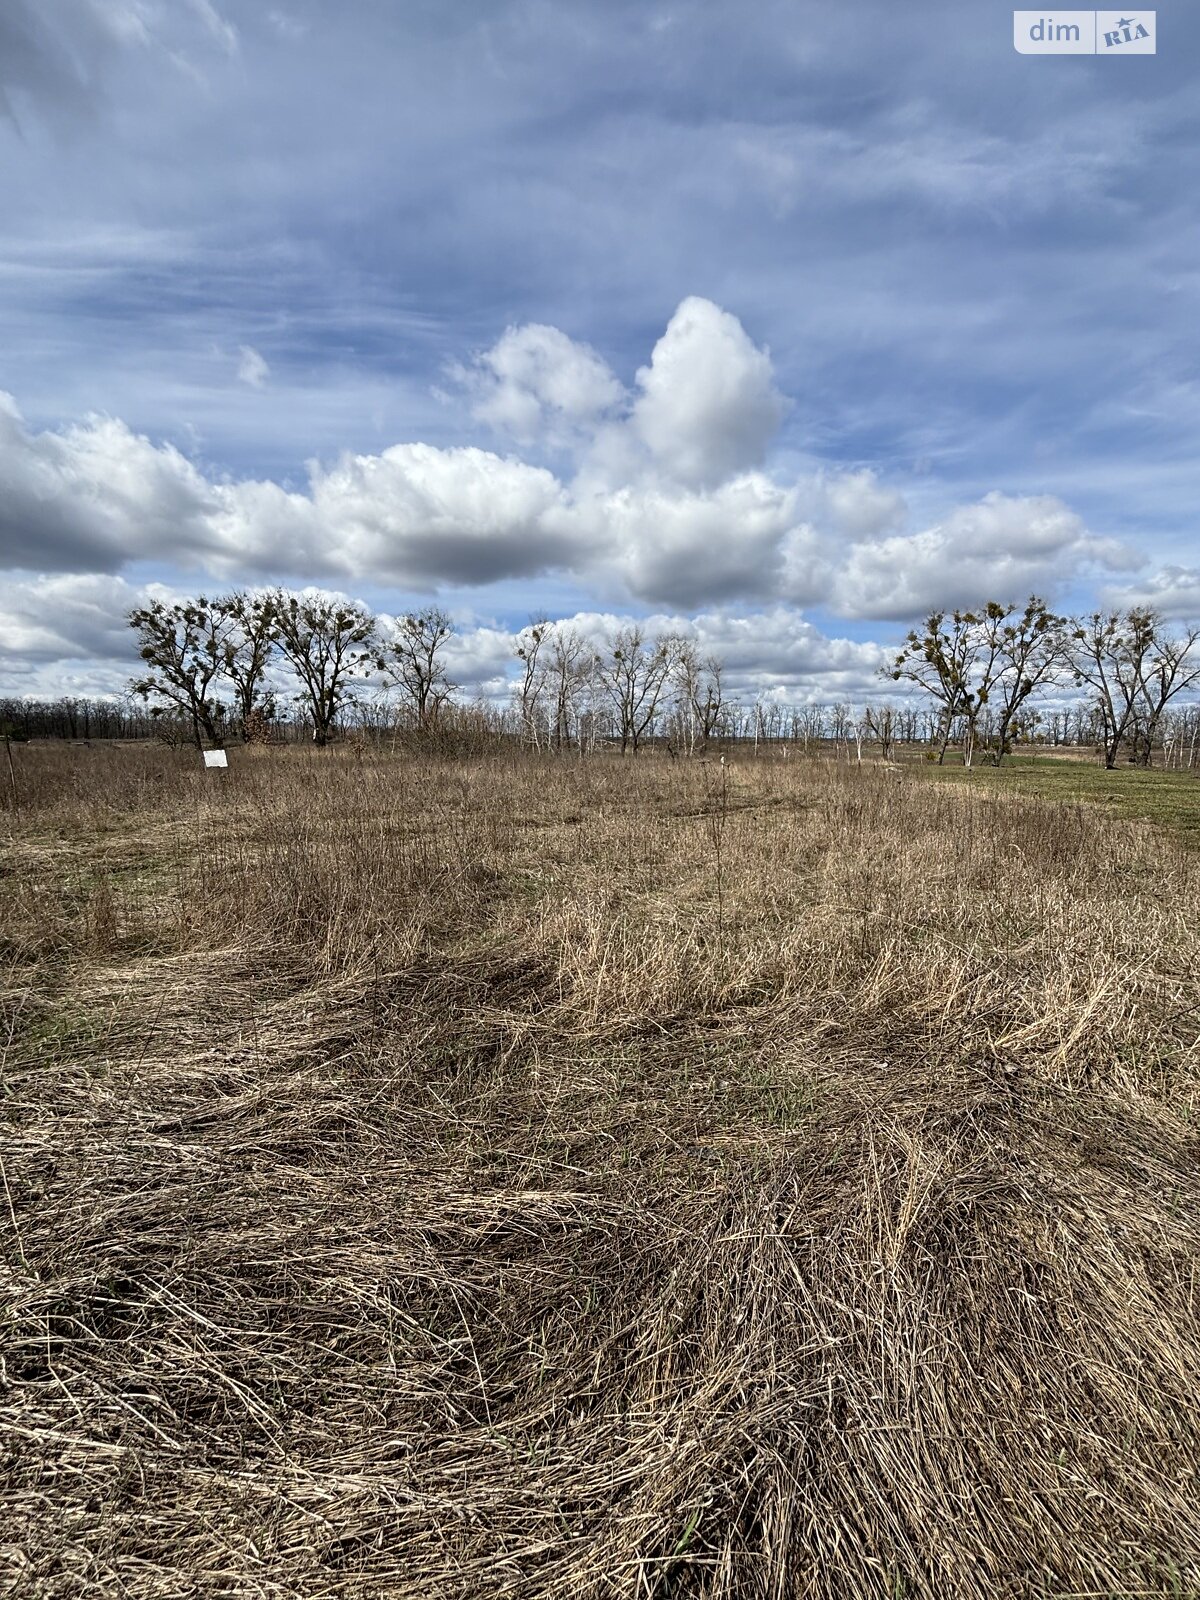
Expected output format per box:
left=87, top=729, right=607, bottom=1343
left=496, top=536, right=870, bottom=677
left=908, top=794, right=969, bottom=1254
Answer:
left=2, top=743, right=1200, bottom=1597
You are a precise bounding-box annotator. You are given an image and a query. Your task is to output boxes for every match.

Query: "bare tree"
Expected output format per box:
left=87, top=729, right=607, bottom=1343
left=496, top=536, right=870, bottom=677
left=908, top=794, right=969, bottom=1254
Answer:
left=863, top=705, right=896, bottom=762
left=1164, top=703, right=1200, bottom=770
left=598, top=626, right=675, bottom=755
left=673, top=642, right=702, bottom=756
left=673, top=642, right=724, bottom=755
left=514, top=619, right=550, bottom=750
left=974, top=598, right=1068, bottom=765
left=270, top=591, right=380, bottom=746
left=387, top=607, right=456, bottom=731
left=546, top=625, right=588, bottom=751
left=829, top=702, right=853, bottom=760
left=886, top=609, right=985, bottom=765
left=128, top=597, right=235, bottom=750
left=1133, top=619, right=1200, bottom=766
left=798, top=704, right=827, bottom=753
left=214, top=591, right=278, bottom=736
left=1070, top=610, right=1156, bottom=769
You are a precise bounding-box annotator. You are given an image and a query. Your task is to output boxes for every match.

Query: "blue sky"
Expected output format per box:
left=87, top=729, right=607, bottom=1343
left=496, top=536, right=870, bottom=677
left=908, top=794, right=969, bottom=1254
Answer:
left=1, top=0, right=1197, bottom=704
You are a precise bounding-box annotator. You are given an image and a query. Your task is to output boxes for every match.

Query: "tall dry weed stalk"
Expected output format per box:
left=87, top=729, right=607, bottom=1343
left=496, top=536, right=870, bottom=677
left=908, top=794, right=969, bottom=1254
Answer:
left=705, top=755, right=730, bottom=940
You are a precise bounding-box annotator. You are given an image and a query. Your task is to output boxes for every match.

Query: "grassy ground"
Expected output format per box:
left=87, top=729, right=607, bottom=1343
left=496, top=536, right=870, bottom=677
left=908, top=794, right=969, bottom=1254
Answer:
left=920, top=752, right=1200, bottom=847
left=3, top=743, right=1200, bottom=1599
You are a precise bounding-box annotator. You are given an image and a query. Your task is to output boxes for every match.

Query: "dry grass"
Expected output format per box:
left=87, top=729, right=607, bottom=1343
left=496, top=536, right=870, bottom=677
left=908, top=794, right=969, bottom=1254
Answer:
left=3, top=743, right=1200, bottom=1598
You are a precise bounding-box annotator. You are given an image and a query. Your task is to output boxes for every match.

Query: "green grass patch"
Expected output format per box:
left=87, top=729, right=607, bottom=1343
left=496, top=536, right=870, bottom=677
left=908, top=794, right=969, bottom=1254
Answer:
left=7, top=996, right=114, bottom=1071
left=917, top=754, right=1200, bottom=846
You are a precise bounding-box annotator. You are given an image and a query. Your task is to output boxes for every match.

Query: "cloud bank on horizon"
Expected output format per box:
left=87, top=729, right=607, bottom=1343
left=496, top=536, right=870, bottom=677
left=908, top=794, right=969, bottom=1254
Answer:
left=1, top=0, right=1198, bottom=706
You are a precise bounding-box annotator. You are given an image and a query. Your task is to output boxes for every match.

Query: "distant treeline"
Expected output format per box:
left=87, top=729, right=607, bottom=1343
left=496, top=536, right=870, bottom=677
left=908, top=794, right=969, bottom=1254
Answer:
left=2, top=696, right=159, bottom=742
left=6, top=693, right=1199, bottom=769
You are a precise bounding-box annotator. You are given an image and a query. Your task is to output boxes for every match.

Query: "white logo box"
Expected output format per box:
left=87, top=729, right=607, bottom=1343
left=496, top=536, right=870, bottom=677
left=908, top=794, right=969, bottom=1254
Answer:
left=1013, top=11, right=1155, bottom=53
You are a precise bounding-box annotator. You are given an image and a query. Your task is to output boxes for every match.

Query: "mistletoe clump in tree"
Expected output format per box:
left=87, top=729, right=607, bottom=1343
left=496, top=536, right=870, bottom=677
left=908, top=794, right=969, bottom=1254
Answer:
left=128, top=592, right=280, bottom=749
left=385, top=607, right=456, bottom=732
left=128, top=596, right=236, bottom=750
left=887, top=597, right=1068, bottom=767
left=267, top=590, right=382, bottom=746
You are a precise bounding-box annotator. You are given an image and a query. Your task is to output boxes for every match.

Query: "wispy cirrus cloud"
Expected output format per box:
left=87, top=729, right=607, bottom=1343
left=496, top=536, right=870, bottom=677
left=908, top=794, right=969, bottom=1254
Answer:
left=236, top=345, right=270, bottom=389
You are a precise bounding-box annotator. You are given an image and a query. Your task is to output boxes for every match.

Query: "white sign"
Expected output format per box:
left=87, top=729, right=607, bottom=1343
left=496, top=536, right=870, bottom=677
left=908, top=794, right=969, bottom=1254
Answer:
left=1013, top=11, right=1155, bottom=53
left=203, top=749, right=228, bottom=768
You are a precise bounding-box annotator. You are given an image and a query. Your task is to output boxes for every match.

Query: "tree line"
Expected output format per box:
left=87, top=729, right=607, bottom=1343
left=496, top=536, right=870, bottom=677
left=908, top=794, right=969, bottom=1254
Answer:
left=2, top=590, right=1197, bottom=769
left=513, top=620, right=724, bottom=757
left=889, top=598, right=1200, bottom=769
left=115, top=593, right=723, bottom=757
left=120, top=591, right=473, bottom=749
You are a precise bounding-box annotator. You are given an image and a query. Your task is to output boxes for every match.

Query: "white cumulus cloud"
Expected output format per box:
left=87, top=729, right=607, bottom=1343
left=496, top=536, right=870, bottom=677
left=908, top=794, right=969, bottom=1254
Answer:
left=0, top=392, right=217, bottom=571
left=0, top=305, right=1144, bottom=654
left=1101, top=566, right=1200, bottom=620
left=0, top=572, right=167, bottom=662
left=833, top=491, right=1142, bottom=620
left=630, top=297, right=786, bottom=489
left=464, top=322, right=625, bottom=446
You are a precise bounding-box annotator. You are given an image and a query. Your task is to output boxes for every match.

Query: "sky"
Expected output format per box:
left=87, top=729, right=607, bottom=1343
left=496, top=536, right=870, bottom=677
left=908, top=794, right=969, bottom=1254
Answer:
left=1, top=0, right=1198, bottom=710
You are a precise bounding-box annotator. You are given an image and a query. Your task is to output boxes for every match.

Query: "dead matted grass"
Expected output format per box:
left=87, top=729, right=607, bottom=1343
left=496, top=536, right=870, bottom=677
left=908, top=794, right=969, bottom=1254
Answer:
left=2, top=743, right=1200, bottom=1598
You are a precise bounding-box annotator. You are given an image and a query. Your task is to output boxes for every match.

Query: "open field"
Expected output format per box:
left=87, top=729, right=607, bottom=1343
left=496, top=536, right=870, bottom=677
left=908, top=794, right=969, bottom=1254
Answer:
left=922, top=755, right=1200, bottom=850
left=3, top=743, right=1200, bottom=1599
